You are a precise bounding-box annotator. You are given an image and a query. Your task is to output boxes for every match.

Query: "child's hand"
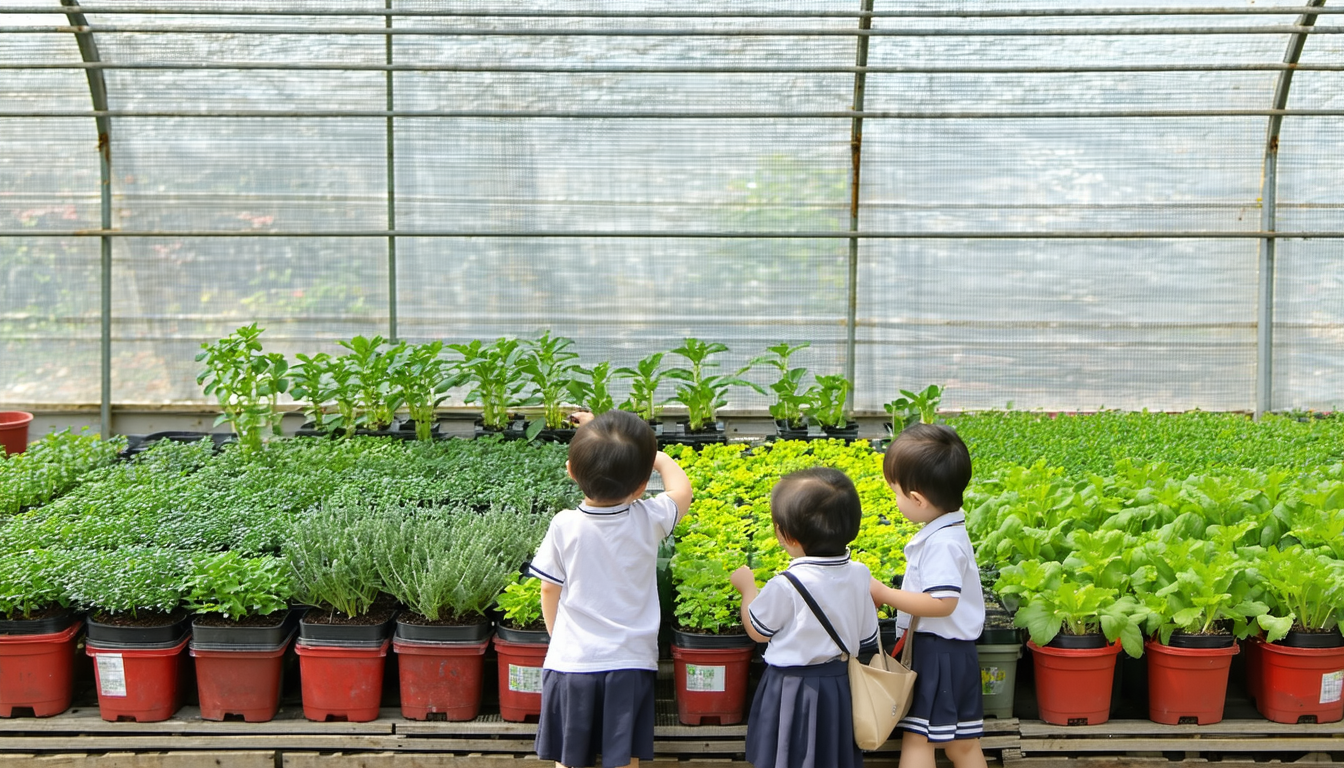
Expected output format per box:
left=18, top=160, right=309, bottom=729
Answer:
left=730, top=565, right=757, bottom=595
left=568, top=409, right=594, bottom=426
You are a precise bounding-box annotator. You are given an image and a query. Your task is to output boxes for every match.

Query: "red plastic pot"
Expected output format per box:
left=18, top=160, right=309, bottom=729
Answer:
left=493, top=636, right=548, bottom=723
left=0, top=622, right=82, bottom=717
left=670, top=644, right=755, bottom=726
left=1244, top=636, right=1264, bottom=705
left=294, top=639, right=389, bottom=722
left=0, top=412, right=33, bottom=456
left=1027, top=639, right=1123, bottom=726
left=1255, top=640, right=1344, bottom=724
left=191, top=644, right=287, bottom=722
left=86, top=635, right=189, bottom=722
left=1145, top=638, right=1238, bottom=725
left=394, top=638, right=489, bottom=721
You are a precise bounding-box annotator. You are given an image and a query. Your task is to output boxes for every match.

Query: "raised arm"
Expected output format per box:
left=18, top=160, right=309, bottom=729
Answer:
left=732, top=565, right=771, bottom=643
left=654, top=450, right=693, bottom=520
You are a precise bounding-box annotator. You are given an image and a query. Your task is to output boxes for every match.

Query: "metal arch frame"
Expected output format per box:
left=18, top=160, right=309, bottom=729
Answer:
left=1256, top=0, right=1327, bottom=418
left=59, top=0, right=113, bottom=440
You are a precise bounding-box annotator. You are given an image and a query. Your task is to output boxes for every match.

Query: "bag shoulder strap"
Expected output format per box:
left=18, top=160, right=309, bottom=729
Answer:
left=782, top=570, right=851, bottom=658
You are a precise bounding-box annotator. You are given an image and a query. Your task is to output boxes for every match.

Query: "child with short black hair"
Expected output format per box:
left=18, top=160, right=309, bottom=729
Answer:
left=530, top=410, right=693, bottom=768
left=870, top=424, right=987, bottom=768
left=731, top=467, right=880, bottom=768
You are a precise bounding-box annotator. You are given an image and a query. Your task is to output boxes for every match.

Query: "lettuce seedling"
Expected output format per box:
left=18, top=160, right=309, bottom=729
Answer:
left=185, top=552, right=292, bottom=621
left=995, top=560, right=1146, bottom=657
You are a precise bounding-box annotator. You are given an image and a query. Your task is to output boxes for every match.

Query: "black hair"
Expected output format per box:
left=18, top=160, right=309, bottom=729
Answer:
left=770, top=467, right=862, bottom=557
left=882, top=423, right=972, bottom=513
left=566, top=410, right=658, bottom=503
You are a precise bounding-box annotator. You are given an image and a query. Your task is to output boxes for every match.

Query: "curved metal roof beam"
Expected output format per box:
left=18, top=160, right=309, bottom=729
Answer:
left=59, top=0, right=113, bottom=439
left=1257, top=0, right=1326, bottom=417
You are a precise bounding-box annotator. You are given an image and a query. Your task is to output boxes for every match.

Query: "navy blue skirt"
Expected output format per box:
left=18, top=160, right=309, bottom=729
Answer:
left=534, top=668, right=655, bottom=768
left=897, top=633, right=984, bottom=743
left=745, top=660, right=862, bottom=768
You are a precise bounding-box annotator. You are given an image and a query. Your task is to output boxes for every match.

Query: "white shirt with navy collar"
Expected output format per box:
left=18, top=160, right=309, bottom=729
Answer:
left=897, top=509, right=985, bottom=641
left=747, top=552, right=881, bottom=668
left=529, top=494, right=680, bottom=673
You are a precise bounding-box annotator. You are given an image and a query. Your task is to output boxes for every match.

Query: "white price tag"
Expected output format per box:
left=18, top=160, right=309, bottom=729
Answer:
left=96, top=654, right=127, bottom=698
left=982, top=666, right=1009, bottom=696
left=1320, top=670, right=1343, bottom=704
left=508, top=664, right=543, bottom=694
left=685, top=664, right=726, bottom=693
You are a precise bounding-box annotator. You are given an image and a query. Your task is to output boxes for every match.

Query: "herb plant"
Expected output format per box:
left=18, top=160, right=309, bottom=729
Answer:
left=184, top=552, right=293, bottom=621
left=196, top=323, right=290, bottom=451
left=450, top=337, right=535, bottom=431
left=1248, top=544, right=1344, bottom=642
left=751, top=342, right=812, bottom=429
left=569, top=361, right=616, bottom=416
left=287, top=502, right=383, bottom=618
left=388, top=341, right=456, bottom=440
left=884, top=384, right=943, bottom=432
left=0, top=549, right=72, bottom=619
left=807, top=373, right=853, bottom=430
left=665, top=338, right=760, bottom=432
left=615, top=352, right=668, bottom=422
left=496, top=574, right=544, bottom=630
left=0, top=429, right=126, bottom=515
left=520, top=332, right=584, bottom=435
left=64, top=547, right=192, bottom=619
left=994, top=560, right=1146, bottom=657
left=337, top=335, right=401, bottom=429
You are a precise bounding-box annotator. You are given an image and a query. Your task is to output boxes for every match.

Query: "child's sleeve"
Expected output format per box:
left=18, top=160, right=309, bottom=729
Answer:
left=527, top=519, right=565, bottom=586
left=746, top=577, right=791, bottom=639
left=643, top=493, right=682, bottom=540
left=918, top=535, right=968, bottom=600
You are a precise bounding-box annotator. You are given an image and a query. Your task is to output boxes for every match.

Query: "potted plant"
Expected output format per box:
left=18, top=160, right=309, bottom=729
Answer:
left=195, top=324, right=290, bottom=452
left=0, top=411, right=33, bottom=456
left=287, top=503, right=395, bottom=723
left=0, top=429, right=125, bottom=515
left=568, top=361, right=616, bottom=417
left=995, top=560, right=1144, bottom=726
left=492, top=574, right=549, bottom=723
left=807, top=373, right=856, bottom=439
left=0, top=549, right=81, bottom=717
left=387, top=340, right=454, bottom=441
left=664, top=338, right=760, bottom=443
left=1130, top=538, right=1264, bottom=725
left=1244, top=544, right=1344, bottom=724
left=883, top=384, right=943, bottom=438
left=64, top=547, right=194, bottom=723
left=337, top=335, right=402, bottom=432
left=289, top=352, right=342, bottom=436
left=449, top=337, right=535, bottom=436
left=184, top=552, right=295, bottom=723
left=751, top=342, right=813, bottom=439
left=520, top=332, right=584, bottom=442
left=615, top=352, right=668, bottom=429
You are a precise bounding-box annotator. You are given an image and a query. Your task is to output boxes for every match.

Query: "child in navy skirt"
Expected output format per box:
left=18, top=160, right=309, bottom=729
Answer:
left=530, top=411, right=694, bottom=768
left=870, top=425, right=988, bottom=768
left=731, top=468, right=881, bottom=768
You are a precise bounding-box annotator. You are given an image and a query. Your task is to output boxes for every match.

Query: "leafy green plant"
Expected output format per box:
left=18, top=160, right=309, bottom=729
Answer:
left=665, top=338, right=760, bottom=432
left=388, top=341, right=456, bottom=440
left=615, top=352, right=668, bottom=422
left=289, top=352, right=341, bottom=434
left=994, top=560, right=1146, bottom=657
left=0, top=549, right=72, bottom=619
left=196, top=323, right=290, bottom=451
left=1247, top=544, right=1344, bottom=642
left=751, top=342, right=812, bottom=429
left=184, top=552, right=293, bottom=621
left=337, top=335, right=402, bottom=429
left=287, top=502, right=383, bottom=618
left=884, top=384, right=944, bottom=433
left=0, top=429, right=126, bottom=515
left=806, top=373, right=852, bottom=430
left=495, top=574, right=544, bottom=630
left=64, top=547, right=192, bottom=619
left=568, top=361, right=616, bottom=416
left=450, top=337, right=535, bottom=431
left=521, top=332, right=584, bottom=436
left=1128, top=537, right=1266, bottom=643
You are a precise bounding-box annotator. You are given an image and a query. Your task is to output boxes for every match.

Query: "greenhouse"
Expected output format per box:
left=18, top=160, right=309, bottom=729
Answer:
left=1, top=3, right=1344, bottom=767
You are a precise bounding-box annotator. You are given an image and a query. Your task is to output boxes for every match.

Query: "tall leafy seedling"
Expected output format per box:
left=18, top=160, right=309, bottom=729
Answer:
left=290, top=352, right=340, bottom=434
left=807, top=373, right=853, bottom=431
left=196, top=323, right=290, bottom=451
left=338, top=335, right=402, bottom=430
left=449, top=337, right=535, bottom=431
left=568, top=361, right=616, bottom=416
left=388, top=341, right=457, bottom=440
left=615, top=352, right=667, bottom=423
left=665, top=338, right=761, bottom=433
left=1247, top=544, right=1344, bottom=643
left=884, top=384, right=944, bottom=433
left=994, top=560, right=1146, bottom=657
left=520, top=332, right=584, bottom=438
left=751, top=341, right=813, bottom=430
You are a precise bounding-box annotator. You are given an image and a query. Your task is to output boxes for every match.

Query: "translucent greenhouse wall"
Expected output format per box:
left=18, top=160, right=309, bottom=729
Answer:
left=1, top=1, right=1342, bottom=423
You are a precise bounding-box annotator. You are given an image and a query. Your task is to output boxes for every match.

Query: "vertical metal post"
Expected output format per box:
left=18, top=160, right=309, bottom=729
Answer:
left=62, top=0, right=114, bottom=438
left=386, top=0, right=398, bottom=342
left=845, top=0, right=873, bottom=409
left=1256, top=0, right=1324, bottom=418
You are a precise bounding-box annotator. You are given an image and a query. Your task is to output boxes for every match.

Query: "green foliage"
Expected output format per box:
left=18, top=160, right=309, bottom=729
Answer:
left=64, top=547, right=192, bottom=618
left=184, top=552, right=293, bottom=620
left=0, top=549, right=72, bottom=619
left=337, top=335, right=402, bottom=429
left=751, top=342, right=812, bottom=429
left=195, top=323, right=290, bottom=451
left=615, top=352, right=668, bottom=422
left=1128, top=538, right=1267, bottom=643
left=286, top=502, right=383, bottom=618
left=388, top=341, right=455, bottom=440
left=0, top=429, right=126, bottom=515
left=450, top=337, right=535, bottom=431
left=1246, top=545, right=1344, bottom=641
left=884, top=384, right=943, bottom=432
left=568, top=361, right=616, bottom=416
left=495, top=574, right=544, bottom=629
left=289, top=352, right=341, bottom=433
left=995, top=560, right=1146, bottom=657
left=521, top=332, right=584, bottom=432
left=806, top=373, right=852, bottom=429
left=665, top=338, right=761, bottom=432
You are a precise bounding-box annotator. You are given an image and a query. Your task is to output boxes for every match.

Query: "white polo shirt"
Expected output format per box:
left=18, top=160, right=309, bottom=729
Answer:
left=747, top=553, right=880, bottom=667
left=528, top=494, right=680, bottom=673
left=896, top=510, right=984, bottom=641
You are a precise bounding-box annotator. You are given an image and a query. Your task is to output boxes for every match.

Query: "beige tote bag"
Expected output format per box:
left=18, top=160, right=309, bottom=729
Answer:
left=784, top=572, right=918, bottom=751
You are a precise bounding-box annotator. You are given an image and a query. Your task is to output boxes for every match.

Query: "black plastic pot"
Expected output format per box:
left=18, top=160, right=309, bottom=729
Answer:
left=1281, top=628, right=1344, bottom=649
left=978, top=627, right=1024, bottom=645
left=533, top=427, right=577, bottom=444
left=191, top=611, right=296, bottom=648
left=671, top=628, right=756, bottom=650
left=395, top=617, right=493, bottom=644
left=299, top=609, right=397, bottom=646
left=86, top=612, right=191, bottom=645
left=820, top=422, right=860, bottom=441
left=773, top=420, right=810, bottom=441
left=1167, top=631, right=1236, bottom=649
left=1046, top=632, right=1108, bottom=650
left=659, top=421, right=728, bottom=448
left=474, top=419, right=529, bottom=441
left=0, top=608, right=79, bottom=636
left=494, top=625, right=550, bottom=644
left=397, top=419, right=442, bottom=438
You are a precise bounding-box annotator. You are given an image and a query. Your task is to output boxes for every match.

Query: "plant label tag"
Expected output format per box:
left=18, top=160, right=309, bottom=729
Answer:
left=685, top=664, right=726, bottom=692
left=96, top=654, right=128, bottom=697
left=508, top=664, right=543, bottom=694
left=1321, top=671, right=1343, bottom=704
left=981, top=666, right=1009, bottom=696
